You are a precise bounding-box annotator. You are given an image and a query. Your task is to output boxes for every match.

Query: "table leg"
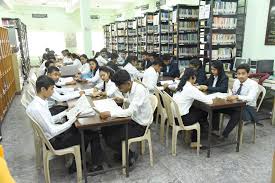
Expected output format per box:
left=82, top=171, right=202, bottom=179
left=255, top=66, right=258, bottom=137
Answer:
left=207, top=111, right=213, bottom=158
left=125, top=123, right=129, bottom=177
left=80, top=130, right=87, bottom=183
left=272, top=96, right=275, bottom=126
left=236, top=106, right=243, bottom=152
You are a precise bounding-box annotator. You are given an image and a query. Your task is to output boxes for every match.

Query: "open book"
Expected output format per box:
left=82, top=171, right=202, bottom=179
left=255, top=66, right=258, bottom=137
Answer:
left=66, top=95, right=95, bottom=120
left=93, top=98, right=122, bottom=113
left=207, top=92, right=229, bottom=100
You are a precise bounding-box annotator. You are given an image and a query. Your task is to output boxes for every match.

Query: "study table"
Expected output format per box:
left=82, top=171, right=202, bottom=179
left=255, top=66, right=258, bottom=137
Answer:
left=65, top=83, right=132, bottom=183
left=193, top=99, right=246, bottom=158
left=263, top=79, right=275, bottom=125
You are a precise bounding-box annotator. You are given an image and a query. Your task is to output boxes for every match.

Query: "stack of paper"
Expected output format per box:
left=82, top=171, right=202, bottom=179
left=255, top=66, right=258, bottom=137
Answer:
left=60, top=77, right=74, bottom=83
left=207, top=92, right=229, bottom=100
left=93, top=99, right=122, bottom=113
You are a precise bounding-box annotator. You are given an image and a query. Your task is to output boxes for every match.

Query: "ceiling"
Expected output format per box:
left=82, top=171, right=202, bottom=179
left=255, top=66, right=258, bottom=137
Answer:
left=11, top=0, right=136, bottom=9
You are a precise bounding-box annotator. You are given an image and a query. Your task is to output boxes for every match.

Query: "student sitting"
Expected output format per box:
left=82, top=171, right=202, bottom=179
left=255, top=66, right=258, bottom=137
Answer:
left=79, top=54, right=90, bottom=74
left=42, top=60, right=55, bottom=75
left=227, top=64, right=262, bottom=126
left=123, top=56, right=143, bottom=80
left=199, top=60, right=228, bottom=94
left=62, top=49, right=73, bottom=65
left=117, top=51, right=127, bottom=65
left=96, top=48, right=109, bottom=66
left=106, top=53, right=120, bottom=72
left=26, top=75, right=103, bottom=173
left=142, top=60, right=163, bottom=93
left=173, top=68, right=212, bottom=143
left=161, top=54, right=180, bottom=78
left=47, top=66, right=84, bottom=115
left=100, top=70, right=153, bottom=167
left=142, top=51, right=152, bottom=70
left=189, top=59, right=207, bottom=85
left=92, top=66, right=121, bottom=98
left=71, top=53, right=82, bottom=70
left=42, top=48, right=50, bottom=61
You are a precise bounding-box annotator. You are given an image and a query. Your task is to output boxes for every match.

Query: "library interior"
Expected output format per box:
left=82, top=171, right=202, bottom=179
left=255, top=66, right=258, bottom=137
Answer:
left=1, top=0, right=275, bottom=182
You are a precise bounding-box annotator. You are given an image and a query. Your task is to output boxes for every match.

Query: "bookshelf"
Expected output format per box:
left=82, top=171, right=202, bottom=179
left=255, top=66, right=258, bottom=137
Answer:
left=114, top=21, right=126, bottom=53
left=199, top=0, right=238, bottom=72
left=0, top=27, right=16, bottom=123
left=136, top=16, right=145, bottom=61
left=2, top=18, right=30, bottom=80
left=236, top=0, right=247, bottom=58
left=125, top=19, right=137, bottom=55
left=110, top=23, right=116, bottom=52
left=173, top=4, right=199, bottom=70
left=103, top=24, right=111, bottom=52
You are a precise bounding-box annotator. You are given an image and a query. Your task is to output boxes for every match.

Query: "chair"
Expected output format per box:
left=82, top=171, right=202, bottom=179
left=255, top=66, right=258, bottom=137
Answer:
left=162, top=91, right=200, bottom=156
left=122, top=94, right=158, bottom=173
left=154, top=87, right=168, bottom=143
left=26, top=114, right=82, bottom=183
left=219, top=84, right=266, bottom=144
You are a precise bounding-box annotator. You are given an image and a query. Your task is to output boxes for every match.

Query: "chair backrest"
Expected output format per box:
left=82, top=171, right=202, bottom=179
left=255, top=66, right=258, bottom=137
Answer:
left=144, top=94, right=158, bottom=134
left=153, top=86, right=165, bottom=111
left=228, top=78, right=235, bottom=93
left=256, top=84, right=266, bottom=112
left=21, top=86, right=34, bottom=108
left=26, top=113, right=56, bottom=153
left=162, top=91, right=185, bottom=128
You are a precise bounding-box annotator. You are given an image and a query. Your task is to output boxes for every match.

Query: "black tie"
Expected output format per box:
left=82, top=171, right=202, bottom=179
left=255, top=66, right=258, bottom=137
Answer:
left=102, top=81, right=106, bottom=92
left=236, top=83, right=243, bottom=95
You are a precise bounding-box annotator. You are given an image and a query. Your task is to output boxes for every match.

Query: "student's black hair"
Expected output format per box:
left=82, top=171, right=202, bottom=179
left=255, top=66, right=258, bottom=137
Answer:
left=122, top=55, right=138, bottom=67
left=47, top=66, right=60, bottom=74
left=177, top=68, right=197, bottom=92
left=211, top=60, right=225, bottom=76
left=99, top=66, right=115, bottom=78
left=67, top=52, right=72, bottom=57
left=45, top=48, right=50, bottom=52
left=36, top=75, right=55, bottom=93
left=111, top=52, right=119, bottom=60
left=80, top=54, right=88, bottom=60
left=44, top=60, right=54, bottom=75
left=93, top=52, right=100, bottom=59
left=162, top=54, right=171, bottom=61
left=111, top=70, right=131, bottom=86
left=87, top=58, right=99, bottom=72
left=190, top=59, right=202, bottom=69
left=152, top=59, right=164, bottom=67
left=71, top=53, right=80, bottom=60
left=236, top=63, right=250, bottom=73
left=100, top=48, right=108, bottom=53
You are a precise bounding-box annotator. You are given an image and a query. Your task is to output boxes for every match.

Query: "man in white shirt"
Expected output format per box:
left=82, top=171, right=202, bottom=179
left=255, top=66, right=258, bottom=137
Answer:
left=142, top=60, right=163, bottom=93
left=26, top=75, right=103, bottom=173
left=100, top=70, right=153, bottom=167
left=47, top=66, right=84, bottom=115
left=227, top=63, right=262, bottom=126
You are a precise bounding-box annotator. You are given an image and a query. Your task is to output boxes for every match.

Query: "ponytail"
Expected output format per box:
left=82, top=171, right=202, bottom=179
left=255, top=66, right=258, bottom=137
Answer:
left=177, top=68, right=197, bottom=91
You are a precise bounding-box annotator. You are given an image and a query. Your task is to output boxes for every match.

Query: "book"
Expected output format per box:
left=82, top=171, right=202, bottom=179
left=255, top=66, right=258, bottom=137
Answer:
left=93, top=98, right=122, bottom=113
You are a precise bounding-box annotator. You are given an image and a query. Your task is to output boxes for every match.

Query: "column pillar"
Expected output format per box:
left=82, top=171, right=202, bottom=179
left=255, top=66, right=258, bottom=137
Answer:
left=80, top=0, right=92, bottom=57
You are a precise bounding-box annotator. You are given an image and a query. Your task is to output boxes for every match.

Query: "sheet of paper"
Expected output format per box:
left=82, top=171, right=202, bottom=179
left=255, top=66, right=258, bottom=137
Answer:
left=93, top=98, right=122, bottom=113
left=84, top=88, right=94, bottom=95
left=60, top=77, right=74, bottom=83
left=207, top=92, right=229, bottom=100
left=160, top=80, right=174, bottom=85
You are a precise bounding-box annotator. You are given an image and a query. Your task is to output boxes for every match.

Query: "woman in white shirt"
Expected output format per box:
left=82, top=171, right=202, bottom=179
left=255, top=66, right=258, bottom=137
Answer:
left=173, top=68, right=213, bottom=142
left=79, top=54, right=90, bottom=74
left=92, top=66, right=122, bottom=98
left=123, top=56, right=143, bottom=80
left=71, top=53, right=82, bottom=70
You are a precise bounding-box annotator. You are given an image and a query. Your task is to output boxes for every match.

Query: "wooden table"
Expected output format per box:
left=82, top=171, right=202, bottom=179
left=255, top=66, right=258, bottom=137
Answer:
left=158, top=76, right=174, bottom=81
left=67, top=94, right=131, bottom=183
left=193, top=99, right=246, bottom=158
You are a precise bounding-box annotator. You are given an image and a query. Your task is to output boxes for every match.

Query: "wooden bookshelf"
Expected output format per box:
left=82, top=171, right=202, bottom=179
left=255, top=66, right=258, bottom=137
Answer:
left=0, top=27, right=16, bottom=122
left=103, top=24, right=111, bottom=52
left=125, top=19, right=136, bottom=55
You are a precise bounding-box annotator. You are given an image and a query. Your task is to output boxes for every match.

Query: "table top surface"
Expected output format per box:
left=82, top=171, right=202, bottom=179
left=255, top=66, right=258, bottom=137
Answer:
left=193, top=98, right=246, bottom=110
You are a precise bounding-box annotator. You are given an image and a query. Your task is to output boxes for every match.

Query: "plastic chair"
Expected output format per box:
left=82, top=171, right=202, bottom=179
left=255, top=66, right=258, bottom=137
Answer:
left=220, top=84, right=266, bottom=144
left=154, top=87, right=168, bottom=143
left=26, top=114, right=82, bottom=183
left=162, top=91, right=200, bottom=156
left=122, top=94, right=157, bottom=173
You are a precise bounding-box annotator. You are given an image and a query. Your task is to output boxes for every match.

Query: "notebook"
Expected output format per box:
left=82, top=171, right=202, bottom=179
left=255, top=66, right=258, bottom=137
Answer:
left=60, top=65, right=80, bottom=77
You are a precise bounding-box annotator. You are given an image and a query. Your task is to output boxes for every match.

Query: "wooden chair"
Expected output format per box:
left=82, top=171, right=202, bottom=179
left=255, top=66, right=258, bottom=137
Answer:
left=26, top=114, right=82, bottom=183
left=220, top=84, right=266, bottom=144
left=154, top=86, right=168, bottom=143
left=122, top=94, right=158, bottom=173
left=162, top=91, right=200, bottom=156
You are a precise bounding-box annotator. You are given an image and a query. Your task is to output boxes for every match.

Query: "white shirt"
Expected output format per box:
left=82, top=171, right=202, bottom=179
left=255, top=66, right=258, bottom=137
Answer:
left=110, top=82, right=153, bottom=126
left=72, top=59, right=82, bottom=70
left=63, top=56, right=73, bottom=64
left=212, top=76, right=218, bottom=87
left=79, top=63, right=90, bottom=74
left=39, top=60, right=47, bottom=76
left=232, top=78, right=258, bottom=107
left=26, top=96, right=76, bottom=140
left=48, top=87, right=80, bottom=108
left=86, top=70, right=101, bottom=85
left=142, top=66, right=159, bottom=93
left=173, top=81, right=213, bottom=116
left=95, top=80, right=122, bottom=98
left=96, top=55, right=108, bottom=66
left=123, top=63, right=143, bottom=80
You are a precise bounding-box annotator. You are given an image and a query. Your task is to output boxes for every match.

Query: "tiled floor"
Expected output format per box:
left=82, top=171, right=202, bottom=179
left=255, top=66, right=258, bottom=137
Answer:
left=1, top=95, right=275, bottom=183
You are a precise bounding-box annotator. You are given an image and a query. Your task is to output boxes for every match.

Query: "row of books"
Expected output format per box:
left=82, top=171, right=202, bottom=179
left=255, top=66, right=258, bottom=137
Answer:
left=178, top=8, right=199, bottom=18
left=213, top=17, right=237, bottom=29
left=178, top=22, right=198, bottom=31
left=178, top=34, right=198, bottom=44
left=212, top=48, right=233, bottom=60
left=212, top=34, right=236, bottom=44
left=213, top=2, right=237, bottom=15
left=176, top=47, right=198, bottom=57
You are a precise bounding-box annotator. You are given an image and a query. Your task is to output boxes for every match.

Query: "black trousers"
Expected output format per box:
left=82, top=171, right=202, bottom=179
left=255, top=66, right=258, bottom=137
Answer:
left=243, top=105, right=258, bottom=123
left=213, top=108, right=241, bottom=138
left=50, top=126, right=103, bottom=165
left=179, top=107, right=208, bottom=142
left=49, top=105, right=68, bottom=116
left=101, top=120, right=146, bottom=155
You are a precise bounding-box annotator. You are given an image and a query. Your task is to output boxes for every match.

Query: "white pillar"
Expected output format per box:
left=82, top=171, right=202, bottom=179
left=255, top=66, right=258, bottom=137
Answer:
left=80, top=0, right=92, bottom=57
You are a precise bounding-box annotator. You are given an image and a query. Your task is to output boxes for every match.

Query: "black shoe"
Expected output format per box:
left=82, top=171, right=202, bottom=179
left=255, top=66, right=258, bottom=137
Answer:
left=256, top=122, right=264, bottom=127
left=129, top=152, right=138, bottom=170
left=68, top=161, right=76, bottom=174
left=89, top=165, right=103, bottom=172
left=218, top=135, right=228, bottom=142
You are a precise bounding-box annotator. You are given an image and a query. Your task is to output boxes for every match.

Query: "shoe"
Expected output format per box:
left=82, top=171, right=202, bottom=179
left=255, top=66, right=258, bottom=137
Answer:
left=217, top=135, right=227, bottom=142
left=256, top=122, right=264, bottom=127
left=89, top=165, right=103, bottom=172
left=129, top=151, right=138, bottom=171
left=68, top=161, right=76, bottom=174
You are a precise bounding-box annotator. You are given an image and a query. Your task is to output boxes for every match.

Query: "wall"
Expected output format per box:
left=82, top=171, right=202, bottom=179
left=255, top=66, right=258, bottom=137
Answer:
left=242, top=0, right=275, bottom=61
